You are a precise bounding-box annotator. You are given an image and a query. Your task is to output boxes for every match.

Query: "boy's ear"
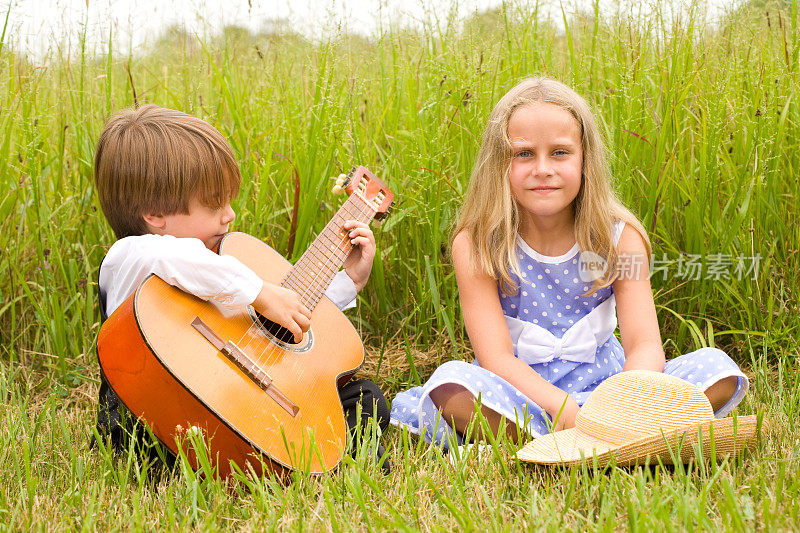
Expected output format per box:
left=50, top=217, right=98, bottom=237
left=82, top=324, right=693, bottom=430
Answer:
left=142, top=213, right=167, bottom=231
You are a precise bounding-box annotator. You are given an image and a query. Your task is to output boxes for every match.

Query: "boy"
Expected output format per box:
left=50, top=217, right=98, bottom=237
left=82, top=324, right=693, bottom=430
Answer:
left=93, top=104, right=390, bottom=473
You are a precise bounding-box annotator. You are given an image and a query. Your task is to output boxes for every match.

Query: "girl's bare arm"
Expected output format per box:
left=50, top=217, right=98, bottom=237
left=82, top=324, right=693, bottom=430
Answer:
left=612, top=225, right=666, bottom=372
left=452, top=231, right=579, bottom=428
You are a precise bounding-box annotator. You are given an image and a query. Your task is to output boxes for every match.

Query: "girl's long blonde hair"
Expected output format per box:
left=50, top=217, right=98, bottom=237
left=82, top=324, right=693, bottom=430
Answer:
left=453, top=77, right=650, bottom=295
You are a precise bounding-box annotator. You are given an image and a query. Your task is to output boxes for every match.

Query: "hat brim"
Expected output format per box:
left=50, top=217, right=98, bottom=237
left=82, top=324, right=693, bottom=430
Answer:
left=516, top=415, right=760, bottom=467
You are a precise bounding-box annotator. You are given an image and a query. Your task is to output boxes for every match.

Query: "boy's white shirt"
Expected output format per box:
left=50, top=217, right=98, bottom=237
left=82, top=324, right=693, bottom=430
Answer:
left=99, top=234, right=358, bottom=317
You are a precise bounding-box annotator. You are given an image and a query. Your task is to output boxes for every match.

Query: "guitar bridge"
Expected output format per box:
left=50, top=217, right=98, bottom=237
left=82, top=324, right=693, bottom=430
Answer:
left=191, top=317, right=299, bottom=417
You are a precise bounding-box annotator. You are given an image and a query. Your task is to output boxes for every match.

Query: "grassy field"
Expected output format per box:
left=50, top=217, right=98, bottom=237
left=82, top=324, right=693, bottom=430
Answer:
left=1, top=0, right=799, bottom=529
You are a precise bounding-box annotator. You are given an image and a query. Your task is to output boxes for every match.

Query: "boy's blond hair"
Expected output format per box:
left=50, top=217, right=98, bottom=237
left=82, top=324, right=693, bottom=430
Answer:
left=454, top=77, right=651, bottom=295
left=94, top=104, right=241, bottom=239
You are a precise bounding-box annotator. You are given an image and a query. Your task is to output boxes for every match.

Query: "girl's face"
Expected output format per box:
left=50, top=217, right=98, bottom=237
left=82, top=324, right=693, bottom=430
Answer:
left=507, top=102, right=583, bottom=224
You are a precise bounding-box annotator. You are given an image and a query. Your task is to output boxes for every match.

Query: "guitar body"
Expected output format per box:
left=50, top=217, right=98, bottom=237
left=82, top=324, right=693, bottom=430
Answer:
left=98, top=232, right=365, bottom=476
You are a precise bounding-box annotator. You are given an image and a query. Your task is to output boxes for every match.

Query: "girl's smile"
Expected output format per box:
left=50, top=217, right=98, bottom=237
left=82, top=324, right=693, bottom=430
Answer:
left=508, top=102, right=583, bottom=227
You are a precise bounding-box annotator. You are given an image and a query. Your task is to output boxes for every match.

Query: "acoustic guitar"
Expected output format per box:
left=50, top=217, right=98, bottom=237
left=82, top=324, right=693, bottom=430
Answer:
left=97, top=166, right=394, bottom=477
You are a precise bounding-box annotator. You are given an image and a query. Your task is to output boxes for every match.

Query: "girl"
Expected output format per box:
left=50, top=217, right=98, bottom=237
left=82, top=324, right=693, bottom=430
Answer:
left=390, top=78, right=749, bottom=447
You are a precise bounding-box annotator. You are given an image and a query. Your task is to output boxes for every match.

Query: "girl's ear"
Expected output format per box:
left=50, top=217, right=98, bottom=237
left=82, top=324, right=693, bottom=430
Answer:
left=142, top=213, right=166, bottom=231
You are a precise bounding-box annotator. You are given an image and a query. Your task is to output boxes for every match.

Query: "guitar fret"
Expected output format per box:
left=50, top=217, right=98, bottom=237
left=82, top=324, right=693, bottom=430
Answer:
left=313, top=250, right=339, bottom=273
left=324, top=237, right=350, bottom=253
left=342, top=206, right=359, bottom=219
left=321, top=227, right=347, bottom=245
left=280, top=182, right=382, bottom=312
left=343, top=197, right=376, bottom=222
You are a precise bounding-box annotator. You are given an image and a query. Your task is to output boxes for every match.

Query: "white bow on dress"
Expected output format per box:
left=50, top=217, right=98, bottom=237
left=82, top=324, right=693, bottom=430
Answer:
left=504, top=295, right=618, bottom=365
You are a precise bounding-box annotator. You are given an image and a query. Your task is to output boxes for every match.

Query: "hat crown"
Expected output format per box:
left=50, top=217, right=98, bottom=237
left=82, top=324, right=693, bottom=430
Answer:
left=574, top=370, right=715, bottom=446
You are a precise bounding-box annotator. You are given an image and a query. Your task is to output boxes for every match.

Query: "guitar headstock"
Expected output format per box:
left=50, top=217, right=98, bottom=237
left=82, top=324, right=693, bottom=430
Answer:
left=338, top=166, right=395, bottom=221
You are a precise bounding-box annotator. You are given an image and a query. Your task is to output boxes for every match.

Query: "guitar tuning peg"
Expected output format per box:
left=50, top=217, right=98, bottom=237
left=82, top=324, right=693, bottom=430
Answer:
left=330, top=173, right=347, bottom=187
left=332, top=184, right=345, bottom=195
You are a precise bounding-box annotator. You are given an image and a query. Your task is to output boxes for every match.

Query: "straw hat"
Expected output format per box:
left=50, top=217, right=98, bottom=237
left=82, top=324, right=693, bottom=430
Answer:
left=516, top=370, right=761, bottom=467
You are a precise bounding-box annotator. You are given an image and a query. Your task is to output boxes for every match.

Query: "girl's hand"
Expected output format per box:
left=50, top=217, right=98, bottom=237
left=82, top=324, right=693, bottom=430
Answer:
left=546, top=394, right=579, bottom=432
left=251, top=281, right=311, bottom=343
left=342, top=221, right=375, bottom=291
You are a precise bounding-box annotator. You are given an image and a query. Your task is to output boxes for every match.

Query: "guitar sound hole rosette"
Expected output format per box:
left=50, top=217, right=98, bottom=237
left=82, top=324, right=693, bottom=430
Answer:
left=247, top=306, right=314, bottom=353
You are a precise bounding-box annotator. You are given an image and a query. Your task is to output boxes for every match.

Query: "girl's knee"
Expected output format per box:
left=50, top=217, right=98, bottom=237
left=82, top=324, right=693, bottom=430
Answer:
left=429, top=383, right=471, bottom=410
left=704, top=375, right=739, bottom=412
left=429, top=383, right=480, bottom=431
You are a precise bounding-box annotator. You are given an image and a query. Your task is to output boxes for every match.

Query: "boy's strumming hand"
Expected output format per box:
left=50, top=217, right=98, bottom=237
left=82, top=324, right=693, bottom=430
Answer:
left=342, top=221, right=375, bottom=292
left=252, top=282, right=311, bottom=343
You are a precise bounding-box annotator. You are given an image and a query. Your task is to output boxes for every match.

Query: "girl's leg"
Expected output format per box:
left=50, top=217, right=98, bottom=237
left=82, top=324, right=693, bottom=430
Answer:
left=703, top=376, right=739, bottom=412
left=663, top=347, right=748, bottom=417
left=429, top=383, right=519, bottom=443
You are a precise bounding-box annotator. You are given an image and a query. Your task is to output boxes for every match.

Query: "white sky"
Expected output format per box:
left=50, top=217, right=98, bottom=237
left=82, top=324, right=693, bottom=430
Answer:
left=6, top=0, right=506, bottom=59
left=5, top=0, right=740, bottom=60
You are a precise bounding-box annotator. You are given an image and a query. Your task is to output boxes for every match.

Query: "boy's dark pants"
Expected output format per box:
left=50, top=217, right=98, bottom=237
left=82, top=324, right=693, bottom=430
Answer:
left=338, top=378, right=391, bottom=442
left=95, top=376, right=390, bottom=471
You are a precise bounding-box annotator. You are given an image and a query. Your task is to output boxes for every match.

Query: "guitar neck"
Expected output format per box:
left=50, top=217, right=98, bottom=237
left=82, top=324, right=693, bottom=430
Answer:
left=281, top=194, right=376, bottom=310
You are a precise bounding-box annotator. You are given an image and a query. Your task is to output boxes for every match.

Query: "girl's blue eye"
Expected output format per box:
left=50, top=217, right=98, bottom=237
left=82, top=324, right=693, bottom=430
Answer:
left=517, top=150, right=532, bottom=158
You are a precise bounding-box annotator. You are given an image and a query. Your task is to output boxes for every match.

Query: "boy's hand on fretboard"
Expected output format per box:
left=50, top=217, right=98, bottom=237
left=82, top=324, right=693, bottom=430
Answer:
left=341, top=221, right=375, bottom=292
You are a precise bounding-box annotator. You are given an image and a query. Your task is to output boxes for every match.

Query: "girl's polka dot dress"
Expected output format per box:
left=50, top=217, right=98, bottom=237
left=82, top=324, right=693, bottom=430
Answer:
left=389, top=222, right=749, bottom=449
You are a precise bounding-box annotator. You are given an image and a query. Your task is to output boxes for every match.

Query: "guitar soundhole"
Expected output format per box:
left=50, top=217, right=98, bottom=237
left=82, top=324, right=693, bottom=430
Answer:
left=247, top=307, right=314, bottom=353
left=255, top=313, right=297, bottom=344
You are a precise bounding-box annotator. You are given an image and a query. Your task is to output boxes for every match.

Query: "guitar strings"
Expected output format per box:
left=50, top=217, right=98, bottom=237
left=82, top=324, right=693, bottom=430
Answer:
left=286, top=196, right=374, bottom=384
left=232, top=193, right=363, bottom=352
left=242, top=193, right=374, bottom=437
left=239, top=193, right=372, bottom=354
left=259, top=194, right=374, bottom=395
left=238, top=185, right=372, bottom=345
left=283, top=194, right=375, bottom=443
left=238, top=205, right=355, bottom=389
left=230, top=208, right=358, bottom=430
left=232, top=185, right=376, bottom=435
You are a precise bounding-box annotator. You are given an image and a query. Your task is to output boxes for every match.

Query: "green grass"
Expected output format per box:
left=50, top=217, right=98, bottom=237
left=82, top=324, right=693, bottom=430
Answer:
left=0, top=343, right=796, bottom=530
left=0, top=0, right=799, bottom=529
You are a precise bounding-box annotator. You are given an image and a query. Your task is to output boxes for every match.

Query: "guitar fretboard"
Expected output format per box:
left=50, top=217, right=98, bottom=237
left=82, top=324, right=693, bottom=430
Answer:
left=281, top=194, right=376, bottom=310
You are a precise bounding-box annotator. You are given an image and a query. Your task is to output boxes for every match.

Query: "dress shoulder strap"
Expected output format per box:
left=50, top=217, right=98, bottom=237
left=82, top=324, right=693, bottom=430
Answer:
left=612, top=221, right=627, bottom=246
